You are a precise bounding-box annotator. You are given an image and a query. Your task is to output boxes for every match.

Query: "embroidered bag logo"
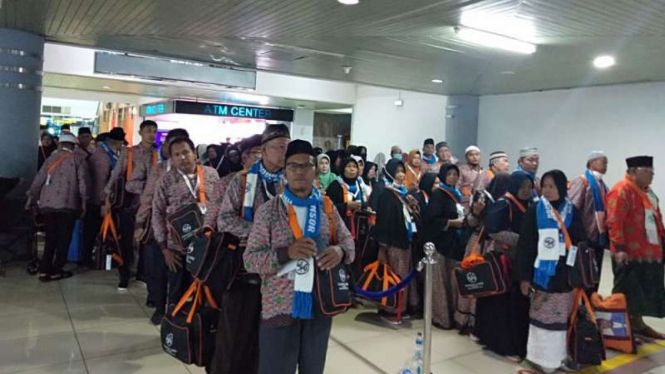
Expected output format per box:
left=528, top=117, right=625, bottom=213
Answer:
left=166, top=333, right=174, bottom=347
left=182, top=224, right=192, bottom=234
left=466, top=272, right=478, bottom=284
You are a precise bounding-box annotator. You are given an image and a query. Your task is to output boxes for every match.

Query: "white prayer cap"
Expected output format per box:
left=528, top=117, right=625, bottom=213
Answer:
left=588, top=150, right=606, bottom=162
left=465, top=145, right=481, bottom=155
left=59, top=134, right=77, bottom=144
left=520, top=147, right=539, bottom=158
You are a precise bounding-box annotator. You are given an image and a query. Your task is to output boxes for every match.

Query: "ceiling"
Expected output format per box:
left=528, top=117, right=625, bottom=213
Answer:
left=43, top=73, right=351, bottom=110
left=2, top=0, right=665, bottom=95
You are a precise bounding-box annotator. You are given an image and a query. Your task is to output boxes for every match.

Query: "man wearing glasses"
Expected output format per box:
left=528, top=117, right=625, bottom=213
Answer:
left=607, top=156, right=665, bottom=340
left=210, top=124, right=290, bottom=374
left=244, top=139, right=354, bottom=374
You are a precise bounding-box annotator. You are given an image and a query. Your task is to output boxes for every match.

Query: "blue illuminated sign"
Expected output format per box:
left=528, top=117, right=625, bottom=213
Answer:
left=141, top=100, right=294, bottom=122
left=145, top=103, right=165, bottom=115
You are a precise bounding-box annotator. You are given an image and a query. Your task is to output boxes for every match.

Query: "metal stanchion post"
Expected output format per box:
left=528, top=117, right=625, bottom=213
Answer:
left=422, top=242, right=437, bottom=374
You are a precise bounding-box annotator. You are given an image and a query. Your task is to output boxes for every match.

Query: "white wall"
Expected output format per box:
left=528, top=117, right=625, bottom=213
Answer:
left=291, top=109, right=315, bottom=142
left=351, top=86, right=447, bottom=159
left=478, top=82, right=665, bottom=198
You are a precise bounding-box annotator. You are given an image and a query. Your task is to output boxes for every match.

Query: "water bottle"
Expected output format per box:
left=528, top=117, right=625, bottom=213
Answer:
left=415, top=333, right=424, bottom=374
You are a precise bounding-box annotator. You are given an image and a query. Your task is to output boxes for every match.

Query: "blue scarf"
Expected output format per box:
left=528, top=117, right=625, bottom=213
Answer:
left=422, top=154, right=437, bottom=165
left=283, top=186, right=322, bottom=320
left=101, top=143, right=118, bottom=169
left=534, top=198, right=573, bottom=290
left=438, top=182, right=462, bottom=203
left=388, top=184, right=414, bottom=241
left=243, top=161, right=283, bottom=222
left=585, top=170, right=608, bottom=247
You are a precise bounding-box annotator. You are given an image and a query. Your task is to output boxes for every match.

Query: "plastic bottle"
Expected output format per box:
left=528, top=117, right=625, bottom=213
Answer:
left=414, top=333, right=424, bottom=374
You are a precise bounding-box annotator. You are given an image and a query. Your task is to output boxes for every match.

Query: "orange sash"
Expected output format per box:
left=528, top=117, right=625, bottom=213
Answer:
left=47, top=152, right=73, bottom=177
left=552, top=208, right=573, bottom=251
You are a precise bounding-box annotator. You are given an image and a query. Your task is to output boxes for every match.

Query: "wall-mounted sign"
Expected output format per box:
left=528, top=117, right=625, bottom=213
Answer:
left=174, top=101, right=294, bottom=122
left=140, top=100, right=294, bottom=122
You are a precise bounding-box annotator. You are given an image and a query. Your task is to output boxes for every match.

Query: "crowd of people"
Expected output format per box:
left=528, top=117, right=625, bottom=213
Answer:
left=26, top=122, right=665, bottom=374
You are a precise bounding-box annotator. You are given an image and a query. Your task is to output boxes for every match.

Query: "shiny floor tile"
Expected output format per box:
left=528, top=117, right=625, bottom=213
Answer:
left=76, top=320, right=160, bottom=359
left=68, top=302, right=149, bottom=331
left=85, top=347, right=190, bottom=374
left=0, top=309, right=72, bottom=341
left=324, top=346, right=381, bottom=374
left=453, top=350, right=531, bottom=374
left=1, top=360, right=87, bottom=374
left=344, top=333, right=416, bottom=373
left=0, top=332, right=82, bottom=374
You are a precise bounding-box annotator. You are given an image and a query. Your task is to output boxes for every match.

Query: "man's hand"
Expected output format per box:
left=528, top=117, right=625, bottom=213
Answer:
left=348, top=201, right=362, bottom=211
left=317, top=246, right=343, bottom=271
left=448, top=217, right=465, bottom=228
left=613, top=251, right=628, bottom=266
left=134, top=228, right=144, bottom=243
left=24, top=198, right=34, bottom=211
left=163, top=249, right=182, bottom=272
left=520, top=281, right=532, bottom=296
left=406, top=194, right=419, bottom=209
left=288, top=237, right=317, bottom=260
left=101, top=199, right=111, bottom=218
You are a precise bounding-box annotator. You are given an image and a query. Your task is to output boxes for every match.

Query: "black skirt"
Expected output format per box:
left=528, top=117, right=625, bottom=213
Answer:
left=474, top=282, right=530, bottom=357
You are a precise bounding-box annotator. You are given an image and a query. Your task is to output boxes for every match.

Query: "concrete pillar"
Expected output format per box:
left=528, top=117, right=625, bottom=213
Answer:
left=0, top=28, right=44, bottom=196
left=291, top=109, right=315, bottom=142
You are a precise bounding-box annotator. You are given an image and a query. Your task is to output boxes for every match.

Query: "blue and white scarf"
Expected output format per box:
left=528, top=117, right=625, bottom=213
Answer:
left=337, top=176, right=365, bottom=204
left=388, top=183, right=416, bottom=242
left=101, top=143, right=119, bottom=170
left=438, top=182, right=462, bottom=203
left=585, top=169, right=608, bottom=247
left=281, top=186, right=323, bottom=320
left=422, top=154, right=437, bottom=165
left=534, top=197, right=573, bottom=290
left=243, top=160, right=283, bottom=222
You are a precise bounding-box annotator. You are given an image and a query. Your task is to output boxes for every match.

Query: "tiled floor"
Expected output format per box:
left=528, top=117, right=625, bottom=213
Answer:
left=1, top=253, right=664, bottom=374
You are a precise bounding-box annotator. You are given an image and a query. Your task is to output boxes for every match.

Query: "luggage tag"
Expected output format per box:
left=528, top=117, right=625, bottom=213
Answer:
left=45, top=174, right=51, bottom=186
left=566, top=246, right=578, bottom=267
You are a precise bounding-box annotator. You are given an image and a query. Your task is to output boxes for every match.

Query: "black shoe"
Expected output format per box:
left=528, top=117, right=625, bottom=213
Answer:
left=150, top=310, right=165, bottom=325
left=118, top=279, right=129, bottom=292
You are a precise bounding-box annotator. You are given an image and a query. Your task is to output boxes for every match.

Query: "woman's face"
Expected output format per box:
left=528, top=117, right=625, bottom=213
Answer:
left=445, top=169, right=459, bottom=186
left=367, top=165, right=377, bottom=179
left=541, top=176, right=560, bottom=202
left=207, top=148, right=218, bottom=160
left=411, top=154, right=421, bottom=168
left=344, top=162, right=359, bottom=179
left=517, top=179, right=534, bottom=201
left=357, top=160, right=365, bottom=176
left=318, top=158, right=330, bottom=174
left=41, top=135, right=53, bottom=147
left=229, top=150, right=241, bottom=164
left=394, top=165, right=406, bottom=184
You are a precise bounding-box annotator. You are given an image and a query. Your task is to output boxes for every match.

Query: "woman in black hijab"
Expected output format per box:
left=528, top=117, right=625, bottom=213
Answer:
left=373, top=159, right=419, bottom=316
left=217, top=143, right=243, bottom=177
left=514, top=170, right=587, bottom=372
left=473, top=171, right=534, bottom=362
left=204, top=144, right=226, bottom=174
left=327, top=158, right=369, bottom=231
left=423, top=163, right=466, bottom=329
left=38, top=132, right=57, bottom=170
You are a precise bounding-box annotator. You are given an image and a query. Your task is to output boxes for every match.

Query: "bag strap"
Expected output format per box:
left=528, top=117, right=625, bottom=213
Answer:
left=568, top=288, right=598, bottom=337
left=126, top=148, right=134, bottom=181
left=46, top=152, right=73, bottom=177
left=323, top=196, right=336, bottom=243
left=552, top=209, right=573, bottom=251
left=361, top=261, right=380, bottom=291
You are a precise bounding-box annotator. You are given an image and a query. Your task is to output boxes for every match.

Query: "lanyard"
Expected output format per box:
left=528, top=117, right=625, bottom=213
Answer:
left=288, top=205, right=305, bottom=239
left=552, top=209, right=572, bottom=250
left=505, top=193, right=527, bottom=213
left=179, top=165, right=206, bottom=205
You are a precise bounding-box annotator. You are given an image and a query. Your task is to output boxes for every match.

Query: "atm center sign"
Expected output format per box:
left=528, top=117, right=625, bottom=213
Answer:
left=203, top=104, right=271, bottom=119
left=175, top=101, right=294, bottom=121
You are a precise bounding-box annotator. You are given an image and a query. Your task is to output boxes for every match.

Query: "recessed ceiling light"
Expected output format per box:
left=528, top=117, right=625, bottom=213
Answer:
left=297, top=105, right=306, bottom=109
left=102, top=85, right=112, bottom=90
left=593, top=55, right=615, bottom=69
left=500, top=71, right=516, bottom=75
left=337, top=0, right=359, bottom=4
left=431, top=79, right=444, bottom=83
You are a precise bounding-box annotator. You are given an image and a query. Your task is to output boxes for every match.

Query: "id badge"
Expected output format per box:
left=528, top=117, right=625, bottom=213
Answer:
left=566, top=246, right=578, bottom=267
left=559, top=233, right=566, bottom=256
left=45, top=175, right=51, bottom=186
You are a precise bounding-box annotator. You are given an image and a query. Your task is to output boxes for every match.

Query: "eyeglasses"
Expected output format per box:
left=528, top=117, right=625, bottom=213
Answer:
left=286, top=162, right=315, bottom=172
left=249, top=151, right=262, bottom=159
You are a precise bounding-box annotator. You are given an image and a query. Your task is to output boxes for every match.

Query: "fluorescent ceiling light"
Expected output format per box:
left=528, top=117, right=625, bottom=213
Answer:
left=337, top=0, right=359, bottom=4
left=455, top=27, right=537, bottom=54
left=102, top=85, right=112, bottom=90
left=431, top=79, right=443, bottom=83
left=593, top=55, right=615, bottom=69
left=460, top=13, right=537, bottom=43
